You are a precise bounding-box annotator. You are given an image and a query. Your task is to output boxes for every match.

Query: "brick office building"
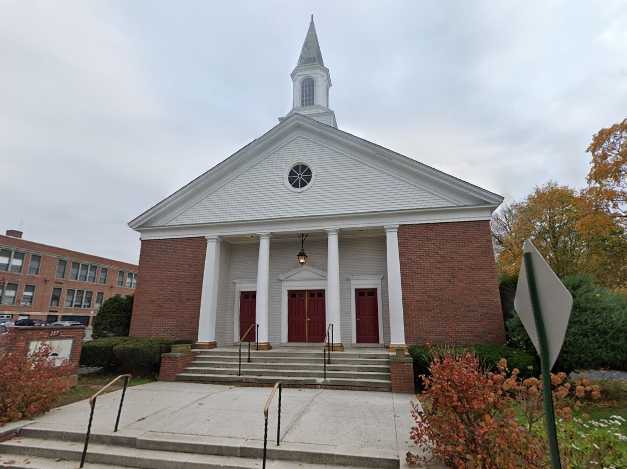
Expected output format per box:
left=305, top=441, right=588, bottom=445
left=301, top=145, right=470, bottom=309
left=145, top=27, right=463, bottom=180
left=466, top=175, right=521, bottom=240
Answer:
left=128, top=18, right=505, bottom=351
left=0, top=230, right=138, bottom=326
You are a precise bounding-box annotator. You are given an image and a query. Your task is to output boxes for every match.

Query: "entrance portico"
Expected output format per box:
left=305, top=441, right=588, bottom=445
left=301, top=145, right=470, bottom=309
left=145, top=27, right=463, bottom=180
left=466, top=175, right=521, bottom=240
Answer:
left=195, top=227, right=406, bottom=351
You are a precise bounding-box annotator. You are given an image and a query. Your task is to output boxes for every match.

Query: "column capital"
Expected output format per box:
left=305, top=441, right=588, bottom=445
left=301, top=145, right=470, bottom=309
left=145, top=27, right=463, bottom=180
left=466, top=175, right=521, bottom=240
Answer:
left=257, top=232, right=272, bottom=239
left=325, top=227, right=340, bottom=236
left=205, top=235, right=221, bottom=241
left=384, top=224, right=399, bottom=233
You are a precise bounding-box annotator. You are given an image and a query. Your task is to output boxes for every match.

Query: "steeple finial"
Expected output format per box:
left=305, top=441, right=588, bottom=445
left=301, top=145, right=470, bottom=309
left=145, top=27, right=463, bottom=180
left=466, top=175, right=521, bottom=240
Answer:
left=297, top=14, right=324, bottom=66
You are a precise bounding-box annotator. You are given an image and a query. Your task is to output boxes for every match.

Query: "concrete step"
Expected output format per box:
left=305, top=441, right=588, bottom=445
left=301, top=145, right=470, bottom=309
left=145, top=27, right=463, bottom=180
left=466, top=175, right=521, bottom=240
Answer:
left=192, top=350, right=390, bottom=359
left=192, top=355, right=390, bottom=365
left=176, top=373, right=392, bottom=391
left=184, top=366, right=391, bottom=380
left=3, top=428, right=399, bottom=468
left=190, top=360, right=390, bottom=373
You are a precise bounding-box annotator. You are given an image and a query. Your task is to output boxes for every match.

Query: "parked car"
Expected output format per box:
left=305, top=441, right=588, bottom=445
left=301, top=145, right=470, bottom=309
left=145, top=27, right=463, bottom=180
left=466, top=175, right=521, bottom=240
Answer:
left=49, top=321, right=84, bottom=327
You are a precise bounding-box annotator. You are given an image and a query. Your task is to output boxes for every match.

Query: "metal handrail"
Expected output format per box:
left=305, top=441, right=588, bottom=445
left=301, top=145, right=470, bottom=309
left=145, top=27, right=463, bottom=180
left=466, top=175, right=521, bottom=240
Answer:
left=80, top=374, right=131, bottom=468
left=323, top=323, right=333, bottom=380
left=238, top=323, right=259, bottom=376
left=262, top=382, right=282, bottom=469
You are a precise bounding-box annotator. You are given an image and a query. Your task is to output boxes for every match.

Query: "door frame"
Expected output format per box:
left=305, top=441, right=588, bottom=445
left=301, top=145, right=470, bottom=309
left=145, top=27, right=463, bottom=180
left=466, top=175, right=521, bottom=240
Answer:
left=349, top=275, right=384, bottom=345
left=233, top=279, right=256, bottom=344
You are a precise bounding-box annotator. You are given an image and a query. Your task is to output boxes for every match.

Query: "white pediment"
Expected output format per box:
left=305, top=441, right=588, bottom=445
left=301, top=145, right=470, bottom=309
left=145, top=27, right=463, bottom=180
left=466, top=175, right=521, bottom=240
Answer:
left=129, top=114, right=502, bottom=231
left=278, top=265, right=327, bottom=281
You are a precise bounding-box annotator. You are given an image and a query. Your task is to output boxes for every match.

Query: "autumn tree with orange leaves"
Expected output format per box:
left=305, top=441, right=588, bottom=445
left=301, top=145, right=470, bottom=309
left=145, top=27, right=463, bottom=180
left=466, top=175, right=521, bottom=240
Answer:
left=492, top=119, right=627, bottom=288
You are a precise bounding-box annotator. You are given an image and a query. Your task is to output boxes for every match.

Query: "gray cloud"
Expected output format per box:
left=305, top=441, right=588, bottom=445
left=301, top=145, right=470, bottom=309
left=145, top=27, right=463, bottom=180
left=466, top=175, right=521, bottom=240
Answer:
left=1, top=0, right=626, bottom=263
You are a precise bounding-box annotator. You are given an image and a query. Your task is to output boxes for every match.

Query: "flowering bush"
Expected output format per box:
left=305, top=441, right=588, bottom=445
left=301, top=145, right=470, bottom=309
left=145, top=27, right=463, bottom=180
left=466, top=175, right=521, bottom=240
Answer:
left=407, top=353, right=546, bottom=468
left=0, top=345, right=73, bottom=425
left=406, top=352, right=617, bottom=468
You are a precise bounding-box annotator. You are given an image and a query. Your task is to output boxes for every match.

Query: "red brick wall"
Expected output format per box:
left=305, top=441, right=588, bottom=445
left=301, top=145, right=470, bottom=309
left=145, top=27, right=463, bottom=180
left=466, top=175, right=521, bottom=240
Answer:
left=158, top=352, right=193, bottom=381
left=130, top=237, right=206, bottom=341
left=0, top=326, right=84, bottom=376
left=0, top=234, right=137, bottom=322
left=398, top=221, right=504, bottom=346
left=390, top=356, right=415, bottom=393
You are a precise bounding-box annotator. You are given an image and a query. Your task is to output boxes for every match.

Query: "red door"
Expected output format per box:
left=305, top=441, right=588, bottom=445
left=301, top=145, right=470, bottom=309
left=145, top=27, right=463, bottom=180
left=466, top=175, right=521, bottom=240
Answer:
left=288, top=290, right=306, bottom=342
left=288, top=289, right=326, bottom=342
left=307, top=290, right=326, bottom=342
left=239, top=291, right=256, bottom=341
left=356, top=288, right=379, bottom=343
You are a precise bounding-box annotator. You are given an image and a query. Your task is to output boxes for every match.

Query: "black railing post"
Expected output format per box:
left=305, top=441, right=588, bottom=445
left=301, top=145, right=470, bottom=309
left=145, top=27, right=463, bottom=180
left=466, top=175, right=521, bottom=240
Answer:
left=262, top=414, right=268, bottom=469
left=331, top=324, right=334, bottom=353
left=323, top=347, right=327, bottom=380
left=80, top=399, right=96, bottom=468
left=256, top=324, right=259, bottom=351
left=238, top=341, right=242, bottom=376
left=248, top=338, right=251, bottom=363
left=277, top=383, right=282, bottom=446
left=113, top=375, right=129, bottom=432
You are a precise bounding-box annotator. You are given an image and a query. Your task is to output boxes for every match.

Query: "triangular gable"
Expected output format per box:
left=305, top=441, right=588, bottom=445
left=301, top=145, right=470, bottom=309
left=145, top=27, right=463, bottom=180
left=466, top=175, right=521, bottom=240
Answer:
left=129, top=114, right=502, bottom=230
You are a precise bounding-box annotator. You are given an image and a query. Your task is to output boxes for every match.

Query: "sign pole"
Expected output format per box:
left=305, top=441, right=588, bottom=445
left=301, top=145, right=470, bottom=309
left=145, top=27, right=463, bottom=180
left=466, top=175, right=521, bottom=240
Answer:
left=523, top=252, right=562, bottom=469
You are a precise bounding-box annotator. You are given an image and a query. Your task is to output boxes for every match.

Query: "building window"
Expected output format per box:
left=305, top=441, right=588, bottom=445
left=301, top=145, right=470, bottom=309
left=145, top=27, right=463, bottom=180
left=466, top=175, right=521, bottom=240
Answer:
left=99, top=267, right=108, bottom=284
left=71, top=262, right=80, bottom=280
left=0, top=248, right=11, bottom=271
left=88, top=265, right=97, bottom=283
left=126, top=272, right=137, bottom=288
left=73, top=290, right=84, bottom=308
left=0, top=283, right=18, bottom=305
left=301, top=77, right=315, bottom=106
left=50, top=287, right=62, bottom=307
left=78, top=264, right=89, bottom=282
left=65, top=289, right=76, bottom=307
left=288, top=163, right=313, bottom=189
left=28, top=254, right=41, bottom=275
left=95, top=292, right=104, bottom=309
left=21, top=285, right=35, bottom=306
left=83, top=291, right=93, bottom=308
left=56, top=259, right=67, bottom=278
left=9, top=251, right=25, bottom=273
left=117, top=271, right=125, bottom=287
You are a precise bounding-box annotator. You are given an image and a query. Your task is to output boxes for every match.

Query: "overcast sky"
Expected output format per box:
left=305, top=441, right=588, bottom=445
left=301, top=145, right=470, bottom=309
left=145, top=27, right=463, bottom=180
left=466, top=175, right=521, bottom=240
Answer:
left=1, top=1, right=626, bottom=264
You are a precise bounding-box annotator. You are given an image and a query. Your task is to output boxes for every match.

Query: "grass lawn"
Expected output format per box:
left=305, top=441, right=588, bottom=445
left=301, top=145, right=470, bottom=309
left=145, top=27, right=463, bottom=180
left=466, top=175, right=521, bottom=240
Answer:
left=54, top=373, right=155, bottom=408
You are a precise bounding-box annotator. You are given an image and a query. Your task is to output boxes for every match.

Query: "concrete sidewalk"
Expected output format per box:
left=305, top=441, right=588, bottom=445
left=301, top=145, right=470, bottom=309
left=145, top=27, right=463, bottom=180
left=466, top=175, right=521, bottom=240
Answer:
left=13, top=382, right=426, bottom=468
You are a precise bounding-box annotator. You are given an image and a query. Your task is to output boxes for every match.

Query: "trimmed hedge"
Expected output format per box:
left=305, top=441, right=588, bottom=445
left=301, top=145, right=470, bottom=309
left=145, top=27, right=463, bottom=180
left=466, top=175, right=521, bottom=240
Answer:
left=409, top=343, right=538, bottom=389
left=508, top=274, right=627, bottom=373
left=80, top=337, right=192, bottom=375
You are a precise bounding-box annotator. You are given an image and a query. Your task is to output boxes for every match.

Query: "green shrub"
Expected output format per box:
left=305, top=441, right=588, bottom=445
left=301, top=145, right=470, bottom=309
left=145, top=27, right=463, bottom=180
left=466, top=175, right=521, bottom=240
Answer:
left=409, top=343, right=538, bottom=389
left=507, top=274, right=627, bottom=372
left=112, top=338, right=171, bottom=375
left=80, top=336, right=134, bottom=369
left=80, top=336, right=180, bottom=374
left=92, top=295, right=133, bottom=339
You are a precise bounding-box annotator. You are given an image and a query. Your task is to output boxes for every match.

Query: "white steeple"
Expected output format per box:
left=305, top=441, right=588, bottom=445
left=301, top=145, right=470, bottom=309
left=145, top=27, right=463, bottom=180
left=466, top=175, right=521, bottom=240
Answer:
left=281, top=15, right=337, bottom=128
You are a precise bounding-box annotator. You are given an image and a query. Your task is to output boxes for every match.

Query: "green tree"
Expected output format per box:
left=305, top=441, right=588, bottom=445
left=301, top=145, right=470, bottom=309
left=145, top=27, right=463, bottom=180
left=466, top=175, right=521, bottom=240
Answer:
left=92, top=295, right=133, bottom=338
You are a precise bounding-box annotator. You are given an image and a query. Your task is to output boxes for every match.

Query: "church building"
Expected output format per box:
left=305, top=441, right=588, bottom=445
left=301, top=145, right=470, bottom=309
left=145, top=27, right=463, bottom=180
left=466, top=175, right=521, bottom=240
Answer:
left=128, top=17, right=505, bottom=354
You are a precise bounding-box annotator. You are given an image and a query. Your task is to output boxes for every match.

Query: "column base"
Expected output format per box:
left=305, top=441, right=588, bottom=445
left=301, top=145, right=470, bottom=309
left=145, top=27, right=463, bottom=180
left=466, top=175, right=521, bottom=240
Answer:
left=256, top=342, right=272, bottom=350
left=328, top=343, right=344, bottom=352
left=389, top=343, right=408, bottom=355
left=195, top=341, right=217, bottom=349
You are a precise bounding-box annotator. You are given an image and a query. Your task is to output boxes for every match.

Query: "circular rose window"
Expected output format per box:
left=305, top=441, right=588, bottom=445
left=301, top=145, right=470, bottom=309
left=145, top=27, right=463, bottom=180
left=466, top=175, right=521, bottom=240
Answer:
left=288, top=163, right=312, bottom=189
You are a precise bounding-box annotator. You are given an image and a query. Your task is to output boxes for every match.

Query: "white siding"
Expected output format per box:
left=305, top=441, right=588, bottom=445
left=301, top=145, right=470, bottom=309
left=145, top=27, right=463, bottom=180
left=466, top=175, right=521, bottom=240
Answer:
left=168, top=136, right=451, bottom=226
left=214, top=235, right=388, bottom=345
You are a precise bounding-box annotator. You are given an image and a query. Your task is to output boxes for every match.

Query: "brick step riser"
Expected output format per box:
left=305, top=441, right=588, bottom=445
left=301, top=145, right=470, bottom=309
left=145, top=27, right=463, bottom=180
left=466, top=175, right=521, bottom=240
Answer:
left=183, top=368, right=391, bottom=380
left=176, top=374, right=391, bottom=391
left=193, top=356, right=390, bottom=365
left=190, top=362, right=390, bottom=372
left=13, top=429, right=398, bottom=468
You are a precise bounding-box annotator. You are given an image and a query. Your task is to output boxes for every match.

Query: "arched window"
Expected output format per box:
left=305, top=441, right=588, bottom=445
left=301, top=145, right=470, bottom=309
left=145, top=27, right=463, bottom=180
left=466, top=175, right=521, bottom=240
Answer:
left=301, top=77, right=315, bottom=106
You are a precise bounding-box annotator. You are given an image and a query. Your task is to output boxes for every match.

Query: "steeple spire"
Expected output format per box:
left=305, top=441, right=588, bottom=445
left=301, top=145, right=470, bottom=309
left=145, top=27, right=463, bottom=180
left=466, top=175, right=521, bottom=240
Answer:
left=280, top=15, right=337, bottom=128
left=297, top=15, right=324, bottom=67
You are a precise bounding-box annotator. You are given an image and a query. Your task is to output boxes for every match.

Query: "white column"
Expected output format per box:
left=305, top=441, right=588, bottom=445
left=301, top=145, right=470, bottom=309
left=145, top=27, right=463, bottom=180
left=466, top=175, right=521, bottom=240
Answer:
left=385, top=225, right=407, bottom=350
left=197, top=235, right=221, bottom=347
left=326, top=228, right=342, bottom=347
left=255, top=233, right=272, bottom=349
